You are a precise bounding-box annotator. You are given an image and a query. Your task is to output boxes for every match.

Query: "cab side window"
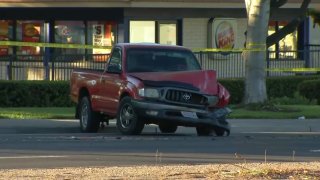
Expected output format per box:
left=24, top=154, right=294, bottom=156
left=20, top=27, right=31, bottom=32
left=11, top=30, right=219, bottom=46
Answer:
left=107, top=48, right=122, bottom=72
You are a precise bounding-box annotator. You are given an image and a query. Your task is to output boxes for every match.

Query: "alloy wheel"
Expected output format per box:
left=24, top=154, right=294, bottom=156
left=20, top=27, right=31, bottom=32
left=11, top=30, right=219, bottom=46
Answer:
left=120, top=103, right=136, bottom=129
left=81, top=103, right=89, bottom=130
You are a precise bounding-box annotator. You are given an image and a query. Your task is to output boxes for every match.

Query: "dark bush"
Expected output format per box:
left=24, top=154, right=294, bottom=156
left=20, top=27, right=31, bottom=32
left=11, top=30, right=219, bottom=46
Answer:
left=219, top=79, right=244, bottom=104
left=0, top=75, right=319, bottom=107
left=0, top=80, right=74, bottom=107
left=219, top=75, right=320, bottom=104
left=298, top=79, right=320, bottom=105
left=266, top=76, right=319, bottom=99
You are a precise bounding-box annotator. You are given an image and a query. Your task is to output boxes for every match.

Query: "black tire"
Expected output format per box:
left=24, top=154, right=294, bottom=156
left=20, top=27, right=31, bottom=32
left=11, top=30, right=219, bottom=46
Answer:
left=79, top=96, right=100, bottom=133
left=196, top=126, right=214, bottom=136
left=159, top=123, right=178, bottom=133
left=215, top=117, right=229, bottom=136
left=116, top=97, right=145, bottom=135
left=213, top=127, right=226, bottom=136
left=196, top=126, right=226, bottom=136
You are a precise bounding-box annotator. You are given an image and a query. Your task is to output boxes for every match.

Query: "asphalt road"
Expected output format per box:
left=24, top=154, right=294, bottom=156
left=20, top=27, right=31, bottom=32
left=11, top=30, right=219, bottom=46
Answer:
left=0, top=118, right=320, bottom=169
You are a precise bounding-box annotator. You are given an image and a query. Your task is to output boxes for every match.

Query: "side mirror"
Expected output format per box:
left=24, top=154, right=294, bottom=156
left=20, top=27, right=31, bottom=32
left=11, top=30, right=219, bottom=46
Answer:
left=107, top=63, right=121, bottom=74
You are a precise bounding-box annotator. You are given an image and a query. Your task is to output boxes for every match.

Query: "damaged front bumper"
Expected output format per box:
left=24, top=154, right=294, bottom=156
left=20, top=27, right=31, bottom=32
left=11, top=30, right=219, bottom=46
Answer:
left=131, top=100, right=232, bottom=134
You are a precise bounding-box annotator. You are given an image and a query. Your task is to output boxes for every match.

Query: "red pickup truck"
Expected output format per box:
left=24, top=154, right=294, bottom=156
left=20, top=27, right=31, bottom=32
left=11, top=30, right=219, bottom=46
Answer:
left=70, top=43, right=231, bottom=136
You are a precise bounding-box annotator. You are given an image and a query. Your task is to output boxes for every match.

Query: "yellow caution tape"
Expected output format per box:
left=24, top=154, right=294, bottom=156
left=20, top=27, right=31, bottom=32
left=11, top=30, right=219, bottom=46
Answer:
left=193, top=42, right=267, bottom=52
left=247, top=43, right=266, bottom=47
left=192, top=48, right=266, bottom=52
left=266, top=68, right=320, bottom=72
left=1, top=41, right=319, bottom=73
left=0, top=41, right=112, bottom=50
left=1, top=40, right=267, bottom=52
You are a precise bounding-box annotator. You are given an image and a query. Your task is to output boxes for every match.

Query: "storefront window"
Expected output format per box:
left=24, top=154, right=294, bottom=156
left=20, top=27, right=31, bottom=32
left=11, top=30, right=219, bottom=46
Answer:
left=130, top=20, right=178, bottom=45
left=87, top=21, right=117, bottom=55
left=279, top=25, right=297, bottom=52
left=268, top=21, right=297, bottom=59
left=130, top=21, right=155, bottom=43
left=16, top=20, right=44, bottom=56
left=268, top=25, right=276, bottom=59
left=268, top=25, right=276, bottom=51
left=54, top=21, right=85, bottom=55
left=159, top=22, right=177, bottom=45
left=0, top=20, right=13, bottom=56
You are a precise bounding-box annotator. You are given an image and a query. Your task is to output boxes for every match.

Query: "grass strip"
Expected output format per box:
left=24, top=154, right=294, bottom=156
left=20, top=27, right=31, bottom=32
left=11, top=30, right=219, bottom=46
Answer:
left=0, top=107, right=75, bottom=119
left=229, top=105, right=320, bottom=119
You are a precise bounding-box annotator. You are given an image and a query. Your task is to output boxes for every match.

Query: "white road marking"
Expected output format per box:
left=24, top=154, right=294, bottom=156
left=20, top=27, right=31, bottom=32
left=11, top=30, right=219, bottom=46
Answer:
left=49, top=119, right=77, bottom=122
left=310, top=150, right=320, bottom=153
left=241, top=132, right=320, bottom=135
left=0, top=155, right=67, bottom=159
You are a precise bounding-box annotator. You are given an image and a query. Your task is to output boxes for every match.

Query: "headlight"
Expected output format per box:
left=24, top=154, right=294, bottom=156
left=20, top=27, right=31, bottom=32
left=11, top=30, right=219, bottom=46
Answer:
left=138, top=88, right=160, bottom=98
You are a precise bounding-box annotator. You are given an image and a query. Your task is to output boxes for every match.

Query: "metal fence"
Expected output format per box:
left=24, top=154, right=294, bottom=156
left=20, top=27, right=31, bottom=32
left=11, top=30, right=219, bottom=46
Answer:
left=0, top=46, right=319, bottom=81
left=0, top=54, right=108, bottom=81
left=194, top=51, right=245, bottom=78
left=194, top=46, right=320, bottom=79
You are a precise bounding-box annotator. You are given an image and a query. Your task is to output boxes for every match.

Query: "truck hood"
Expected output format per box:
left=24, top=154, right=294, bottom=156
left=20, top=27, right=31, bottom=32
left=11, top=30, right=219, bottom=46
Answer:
left=129, top=70, right=218, bottom=95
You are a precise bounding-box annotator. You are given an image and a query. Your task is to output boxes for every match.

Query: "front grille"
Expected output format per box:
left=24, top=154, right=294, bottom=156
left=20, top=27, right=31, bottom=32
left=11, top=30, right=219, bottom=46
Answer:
left=165, top=89, right=207, bottom=105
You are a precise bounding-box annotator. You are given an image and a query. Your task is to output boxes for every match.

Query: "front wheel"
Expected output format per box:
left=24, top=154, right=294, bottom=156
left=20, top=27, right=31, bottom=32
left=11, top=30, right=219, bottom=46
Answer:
left=196, top=126, right=227, bottom=136
left=79, top=96, right=100, bottom=133
left=116, top=97, right=145, bottom=135
left=196, top=126, right=214, bottom=136
left=213, top=127, right=226, bottom=136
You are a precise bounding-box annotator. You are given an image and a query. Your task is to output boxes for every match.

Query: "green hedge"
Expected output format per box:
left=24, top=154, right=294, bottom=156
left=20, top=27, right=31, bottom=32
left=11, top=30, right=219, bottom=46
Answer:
left=219, top=75, right=320, bottom=104
left=0, top=80, right=74, bottom=107
left=298, top=79, right=320, bottom=105
left=0, top=76, right=319, bottom=107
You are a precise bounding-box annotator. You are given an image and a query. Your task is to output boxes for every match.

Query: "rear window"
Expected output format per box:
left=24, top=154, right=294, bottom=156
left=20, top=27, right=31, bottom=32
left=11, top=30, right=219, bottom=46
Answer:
left=126, top=48, right=201, bottom=73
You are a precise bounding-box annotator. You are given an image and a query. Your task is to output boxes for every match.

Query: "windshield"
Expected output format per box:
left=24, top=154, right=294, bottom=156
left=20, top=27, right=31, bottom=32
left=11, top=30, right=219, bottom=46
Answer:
left=126, top=48, right=201, bottom=73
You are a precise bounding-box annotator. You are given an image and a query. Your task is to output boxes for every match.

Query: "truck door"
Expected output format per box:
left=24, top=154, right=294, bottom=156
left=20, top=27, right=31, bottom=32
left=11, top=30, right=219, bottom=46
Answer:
left=98, top=47, right=123, bottom=115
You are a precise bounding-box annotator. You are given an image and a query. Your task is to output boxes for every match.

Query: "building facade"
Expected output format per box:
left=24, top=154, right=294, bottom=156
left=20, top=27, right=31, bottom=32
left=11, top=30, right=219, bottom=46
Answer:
left=0, top=0, right=319, bottom=80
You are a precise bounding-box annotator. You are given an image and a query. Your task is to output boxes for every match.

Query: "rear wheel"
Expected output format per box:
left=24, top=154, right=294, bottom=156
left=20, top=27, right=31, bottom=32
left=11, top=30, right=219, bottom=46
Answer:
left=159, top=123, right=178, bottom=133
left=116, top=97, right=145, bottom=135
left=79, top=96, right=100, bottom=133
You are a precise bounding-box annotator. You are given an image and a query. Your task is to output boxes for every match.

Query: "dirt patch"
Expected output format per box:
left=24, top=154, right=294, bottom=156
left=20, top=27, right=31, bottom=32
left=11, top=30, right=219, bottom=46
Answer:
left=1, top=162, right=320, bottom=179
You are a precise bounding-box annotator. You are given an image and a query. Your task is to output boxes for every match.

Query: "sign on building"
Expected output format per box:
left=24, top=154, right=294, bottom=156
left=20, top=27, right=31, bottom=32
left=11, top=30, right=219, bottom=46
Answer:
left=208, top=18, right=237, bottom=49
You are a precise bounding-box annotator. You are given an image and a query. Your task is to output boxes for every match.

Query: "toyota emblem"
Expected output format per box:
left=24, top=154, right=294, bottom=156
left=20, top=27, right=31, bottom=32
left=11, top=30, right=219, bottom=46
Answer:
left=182, top=93, right=192, bottom=101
